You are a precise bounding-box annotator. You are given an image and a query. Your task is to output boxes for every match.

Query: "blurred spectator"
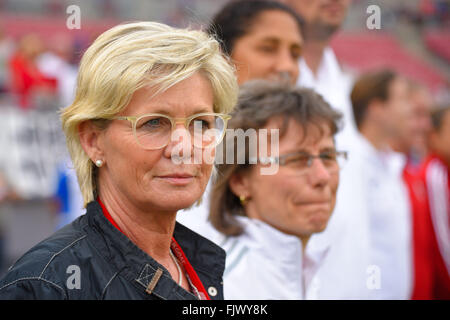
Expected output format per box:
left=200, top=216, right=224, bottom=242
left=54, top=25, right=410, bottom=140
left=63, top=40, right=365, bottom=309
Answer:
left=208, top=0, right=304, bottom=85
left=389, top=80, right=439, bottom=299
left=426, top=104, right=450, bottom=298
left=284, top=0, right=357, bottom=140
left=36, top=34, right=80, bottom=230
left=283, top=0, right=371, bottom=299
left=392, top=82, right=433, bottom=168
left=37, top=34, right=78, bottom=108
left=387, top=81, right=433, bottom=167
left=404, top=104, right=450, bottom=299
left=8, top=34, right=57, bottom=110
left=351, top=69, right=413, bottom=299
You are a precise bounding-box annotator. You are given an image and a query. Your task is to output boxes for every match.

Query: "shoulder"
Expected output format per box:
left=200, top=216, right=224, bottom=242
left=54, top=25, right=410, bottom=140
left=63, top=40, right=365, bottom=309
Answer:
left=0, top=216, right=93, bottom=299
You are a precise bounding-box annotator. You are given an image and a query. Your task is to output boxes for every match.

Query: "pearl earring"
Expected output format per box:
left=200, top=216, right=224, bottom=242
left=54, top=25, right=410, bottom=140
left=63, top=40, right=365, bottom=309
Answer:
left=95, top=159, right=103, bottom=167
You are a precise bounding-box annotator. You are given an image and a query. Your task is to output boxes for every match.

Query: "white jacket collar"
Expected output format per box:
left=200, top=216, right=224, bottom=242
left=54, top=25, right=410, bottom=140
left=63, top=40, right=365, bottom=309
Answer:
left=236, top=216, right=330, bottom=295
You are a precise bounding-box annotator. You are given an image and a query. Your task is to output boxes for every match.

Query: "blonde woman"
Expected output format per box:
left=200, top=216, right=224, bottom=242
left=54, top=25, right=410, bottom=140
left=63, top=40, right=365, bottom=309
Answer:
left=0, top=21, right=238, bottom=300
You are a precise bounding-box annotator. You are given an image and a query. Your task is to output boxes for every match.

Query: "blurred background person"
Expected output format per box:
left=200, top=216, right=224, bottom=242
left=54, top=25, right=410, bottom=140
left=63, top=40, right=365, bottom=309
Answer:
left=282, top=0, right=372, bottom=299
left=37, top=33, right=78, bottom=109
left=35, top=33, right=82, bottom=230
left=209, top=80, right=345, bottom=299
left=283, top=0, right=357, bottom=141
left=390, top=80, right=437, bottom=299
left=390, top=81, right=433, bottom=168
left=8, top=34, right=57, bottom=110
left=404, top=101, right=450, bottom=299
left=177, top=0, right=304, bottom=233
left=351, top=69, right=413, bottom=299
left=405, top=104, right=450, bottom=299
left=406, top=82, right=434, bottom=164
left=207, top=0, right=304, bottom=85
left=425, top=104, right=450, bottom=298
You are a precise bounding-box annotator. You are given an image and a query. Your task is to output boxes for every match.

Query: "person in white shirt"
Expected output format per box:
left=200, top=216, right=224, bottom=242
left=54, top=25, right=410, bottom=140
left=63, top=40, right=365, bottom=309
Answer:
left=283, top=0, right=356, bottom=142
left=350, top=69, right=413, bottom=299
left=207, top=80, right=346, bottom=299
left=281, top=0, right=372, bottom=299
left=37, top=34, right=78, bottom=108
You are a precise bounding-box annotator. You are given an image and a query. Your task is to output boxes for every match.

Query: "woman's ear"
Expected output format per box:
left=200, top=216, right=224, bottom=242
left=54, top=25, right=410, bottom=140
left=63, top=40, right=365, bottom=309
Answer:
left=228, top=170, right=251, bottom=200
left=78, top=120, right=105, bottom=163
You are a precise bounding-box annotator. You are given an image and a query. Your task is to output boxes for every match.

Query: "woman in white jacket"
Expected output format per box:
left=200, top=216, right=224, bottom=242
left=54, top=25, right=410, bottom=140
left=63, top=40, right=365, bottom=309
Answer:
left=208, top=80, right=347, bottom=299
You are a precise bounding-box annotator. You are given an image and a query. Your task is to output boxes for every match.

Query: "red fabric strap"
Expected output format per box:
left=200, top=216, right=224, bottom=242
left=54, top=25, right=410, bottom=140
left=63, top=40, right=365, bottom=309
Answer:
left=171, top=237, right=210, bottom=300
left=98, top=197, right=124, bottom=234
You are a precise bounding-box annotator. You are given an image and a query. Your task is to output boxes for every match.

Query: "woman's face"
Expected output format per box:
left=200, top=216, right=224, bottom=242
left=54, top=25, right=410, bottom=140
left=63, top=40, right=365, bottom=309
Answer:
left=95, top=72, right=215, bottom=213
left=231, top=9, right=303, bottom=85
left=232, top=118, right=339, bottom=241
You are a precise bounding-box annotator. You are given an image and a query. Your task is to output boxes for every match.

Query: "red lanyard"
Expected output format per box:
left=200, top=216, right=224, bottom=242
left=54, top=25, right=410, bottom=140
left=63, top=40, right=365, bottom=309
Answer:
left=170, top=237, right=210, bottom=300
left=97, top=198, right=210, bottom=300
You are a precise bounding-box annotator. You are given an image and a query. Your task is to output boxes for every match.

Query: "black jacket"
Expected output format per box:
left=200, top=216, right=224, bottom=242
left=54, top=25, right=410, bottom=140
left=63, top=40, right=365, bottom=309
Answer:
left=0, top=201, right=226, bottom=300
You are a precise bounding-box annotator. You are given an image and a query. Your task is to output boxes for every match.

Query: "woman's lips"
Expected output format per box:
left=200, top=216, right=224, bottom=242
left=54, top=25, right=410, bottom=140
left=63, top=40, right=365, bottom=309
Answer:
left=156, top=174, right=195, bottom=185
left=296, top=201, right=331, bottom=209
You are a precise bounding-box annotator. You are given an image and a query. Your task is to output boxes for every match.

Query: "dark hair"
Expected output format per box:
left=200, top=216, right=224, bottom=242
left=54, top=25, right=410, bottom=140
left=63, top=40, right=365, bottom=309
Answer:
left=209, top=79, right=342, bottom=236
left=206, top=0, right=304, bottom=56
left=350, top=69, right=397, bottom=129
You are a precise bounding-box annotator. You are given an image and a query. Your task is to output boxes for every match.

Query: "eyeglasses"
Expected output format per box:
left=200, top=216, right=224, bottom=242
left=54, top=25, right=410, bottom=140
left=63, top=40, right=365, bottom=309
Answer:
left=253, top=150, right=348, bottom=175
left=112, top=112, right=231, bottom=150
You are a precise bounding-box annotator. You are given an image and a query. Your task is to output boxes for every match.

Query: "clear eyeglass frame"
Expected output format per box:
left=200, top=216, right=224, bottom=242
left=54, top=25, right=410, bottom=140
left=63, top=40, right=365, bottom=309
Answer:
left=254, top=150, right=348, bottom=175
left=112, top=112, right=231, bottom=150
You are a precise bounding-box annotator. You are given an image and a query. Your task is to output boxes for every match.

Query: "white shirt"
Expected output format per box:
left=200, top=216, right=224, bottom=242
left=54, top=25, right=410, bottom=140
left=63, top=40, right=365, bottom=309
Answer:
left=353, top=134, right=413, bottom=299
left=297, top=47, right=358, bottom=148
left=297, top=48, right=372, bottom=299
left=210, top=217, right=329, bottom=300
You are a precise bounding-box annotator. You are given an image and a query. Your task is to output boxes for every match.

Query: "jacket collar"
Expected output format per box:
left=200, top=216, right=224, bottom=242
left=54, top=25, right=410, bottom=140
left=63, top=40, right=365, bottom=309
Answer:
left=84, top=200, right=225, bottom=300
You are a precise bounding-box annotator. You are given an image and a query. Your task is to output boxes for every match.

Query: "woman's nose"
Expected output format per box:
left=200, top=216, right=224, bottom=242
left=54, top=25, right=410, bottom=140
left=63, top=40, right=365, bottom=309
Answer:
left=163, top=123, right=193, bottom=162
left=274, top=49, right=299, bottom=82
left=307, top=158, right=331, bottom=186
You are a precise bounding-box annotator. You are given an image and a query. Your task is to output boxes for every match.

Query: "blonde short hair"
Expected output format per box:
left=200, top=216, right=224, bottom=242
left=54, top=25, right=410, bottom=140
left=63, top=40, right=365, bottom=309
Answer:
left=61, top=21, right=238, bottom=206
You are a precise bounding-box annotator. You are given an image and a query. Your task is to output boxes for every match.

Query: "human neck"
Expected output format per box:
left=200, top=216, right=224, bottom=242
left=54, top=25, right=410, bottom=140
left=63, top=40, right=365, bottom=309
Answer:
left=360, top=124, right=390, bottom=151
left=388, top=138, right=409, bottom=155
left=302, top=38, right=329, bottom=77
left=97, top=182, right=176, bottom=262
left=300, top=236, right=310, bottom=254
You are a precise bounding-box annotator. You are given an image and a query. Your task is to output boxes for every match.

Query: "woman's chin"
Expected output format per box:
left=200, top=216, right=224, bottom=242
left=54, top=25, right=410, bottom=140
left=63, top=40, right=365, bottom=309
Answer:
left=154, top=193, right=202, bottom=213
